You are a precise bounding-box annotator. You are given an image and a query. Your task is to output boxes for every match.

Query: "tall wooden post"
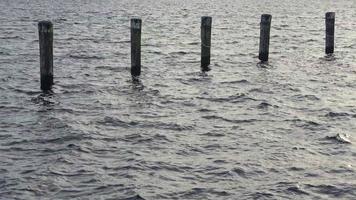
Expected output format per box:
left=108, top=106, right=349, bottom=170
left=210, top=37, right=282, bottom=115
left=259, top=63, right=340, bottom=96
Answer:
left=131, top=18, right=142, bottom=77
left=259, top=14, right=272, bottom=62
left=38, top=21, right=53, bottom=91
left=325, top=12, right=335, bottom=55
left=201, top=16, right=212, bottom=72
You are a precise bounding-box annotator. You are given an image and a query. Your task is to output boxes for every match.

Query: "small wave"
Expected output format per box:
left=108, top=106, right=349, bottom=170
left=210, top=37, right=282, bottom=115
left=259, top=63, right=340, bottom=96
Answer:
left=69, top=55, right=105, bottom=60
left=203, top=144, right=221, bottom=150
left=152, top=83, right=169, bottom=88
left=99, top=116, right=193, bottom=131
left=231, top=167, right=247, bottom=178
left=325, top=133, right=352, bottom=144
left=102, top=164, right=144, bottom=171
left=293, top=94, right=320, bottom=101
left=123, top=134, right=153, bottom=144
left=120, top=194, right=146, bottom=200
left=53, top=18, right=67, bottom=23
left=110, top=40, right=130, bottom=44
left=0, top=104, right=23, bottom=112
left=67, top=143, right=92, bottom=153
left=0, top=134, right=12, bottom=139
left=20, top=169, right=36, bottom=175
left=249, top=192, right=274, bottom=199
left=49, top=167, right=95, bottom=177
left=56, top=156, right=75, bottom=164
left=180, top=75, right=212, bottom=84
left=186, top=42, right=199, bottom=45
left=213, top=159, right=227, bottom=164
left=343, top=44, right=356, bottom=49
left=325, top=112, right=354, bottom=118
left=304, top=183, right=355, bottom=198
left=202, top=115, right=257, bottom=124
left=248, top=88, right=273, bottom=94
left=0, top=146, right=37, bottom=152
left=94, top=184, right=125, bottom=191
left=200, top=131, right=225, bottom=137
left=146, top=50, right=164, bottom=55
left=305, top=39, right=318, bottom=43
left=219, top=79, right=249, bottom=84
left=95, top=65, right=127, bottom=72
left=197, top=93, right=256, bottom=103
left=5, top=133, right=90, bottom=147
left=286, top=118, right=322, bottom=130
left=13, top=88, right=41, bottom=95
left=142, top=121, right=194, bottom=131
left=99, top=116, right=137, bottom=128
left=197, top=108, right=213, bottom=112
left=257, top=102, right=274, bottom=109
left=0, top=51, right=10, bottom=56
left=327, top=166, right=354, bottom=174
left=152, top=133, right=172, bottom=142
left=144, top=161, right=186, bottom=173
left=0, top=36, right=24, bottom=40
left=286, top=185, right=309, bottom=195
left=168, top=51, right=188, bottom=55
left=288, top=167, right=305, bottom=171
left=178, top=188, right=230, bottom=199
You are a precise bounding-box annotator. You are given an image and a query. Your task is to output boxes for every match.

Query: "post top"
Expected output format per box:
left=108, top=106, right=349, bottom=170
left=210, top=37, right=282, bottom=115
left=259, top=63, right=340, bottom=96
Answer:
left=38, top=21, right=53, bottom=32
left=131, top=18, right=142, bottom=29
left=261, top=14, right=272, bottom=23
left=326, top=12, right=335, bottom=19
left=38, top=21, right=53, bottom=26
left=131, top=18, right=142, bottom=22
left=201, top=16, right=212, bottom=26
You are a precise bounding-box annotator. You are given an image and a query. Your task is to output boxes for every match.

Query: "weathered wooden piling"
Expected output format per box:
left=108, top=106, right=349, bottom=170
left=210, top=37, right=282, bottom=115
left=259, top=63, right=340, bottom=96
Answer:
left=38, top=21, right=53, bottom=91
left=258, top=14, right=272, bottom=62
left=201, top=16, right=212, bottom=72
left=325, top=12, right=335, bottom=55
left=131, top=18, right=142, bottom=77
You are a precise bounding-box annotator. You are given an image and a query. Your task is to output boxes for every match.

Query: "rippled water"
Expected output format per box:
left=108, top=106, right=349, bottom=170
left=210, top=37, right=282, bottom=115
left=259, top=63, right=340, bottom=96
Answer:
left=1, top=0, right=356, bottom=199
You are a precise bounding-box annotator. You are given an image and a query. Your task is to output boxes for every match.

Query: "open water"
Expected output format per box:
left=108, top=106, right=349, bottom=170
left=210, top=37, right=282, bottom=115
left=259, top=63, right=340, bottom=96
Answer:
left=0, top=0, right=356, bottom=199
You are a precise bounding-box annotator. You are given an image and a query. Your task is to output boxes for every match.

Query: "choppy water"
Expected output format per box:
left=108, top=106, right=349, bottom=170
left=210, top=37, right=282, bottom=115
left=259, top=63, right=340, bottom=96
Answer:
left=1, top=0, right=356, bottom=199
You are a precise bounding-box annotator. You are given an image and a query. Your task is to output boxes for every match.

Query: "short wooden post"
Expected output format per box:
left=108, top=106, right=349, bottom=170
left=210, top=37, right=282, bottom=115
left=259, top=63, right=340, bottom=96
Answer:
left=38, top=21, right=53, bottom=91
left=325, top=12, right=335, bottom=55
left=131, top=18, right=142, bottom=77
left=201, top=16, right=212, bottom=72
left=259, top=14, right=272, bottom=62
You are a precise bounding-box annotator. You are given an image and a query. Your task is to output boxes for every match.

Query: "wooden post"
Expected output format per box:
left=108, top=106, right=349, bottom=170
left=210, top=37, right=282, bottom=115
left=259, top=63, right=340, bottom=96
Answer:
left=325, top=12, right=335, bottom=55
left=259, top=14, right=272, bottom=62
left=38, top=21, right=53, bottom=91
left=201, top=16, right=212, bottom=72
left=131, top=18, right=142, bottom=77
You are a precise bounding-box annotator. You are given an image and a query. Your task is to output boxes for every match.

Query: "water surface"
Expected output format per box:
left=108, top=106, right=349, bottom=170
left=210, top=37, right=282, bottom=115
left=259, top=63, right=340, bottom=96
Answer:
left=0, top=0, right=356, bottom=199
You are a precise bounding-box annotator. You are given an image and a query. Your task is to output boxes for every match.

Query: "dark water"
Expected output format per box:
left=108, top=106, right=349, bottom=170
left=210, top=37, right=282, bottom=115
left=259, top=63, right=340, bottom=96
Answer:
left=1, top=0, right=356, bottom=199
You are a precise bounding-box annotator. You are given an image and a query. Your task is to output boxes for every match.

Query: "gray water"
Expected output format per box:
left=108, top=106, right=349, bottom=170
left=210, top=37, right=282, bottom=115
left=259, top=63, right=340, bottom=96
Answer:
left=1, top=0, right=356, bottom=199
